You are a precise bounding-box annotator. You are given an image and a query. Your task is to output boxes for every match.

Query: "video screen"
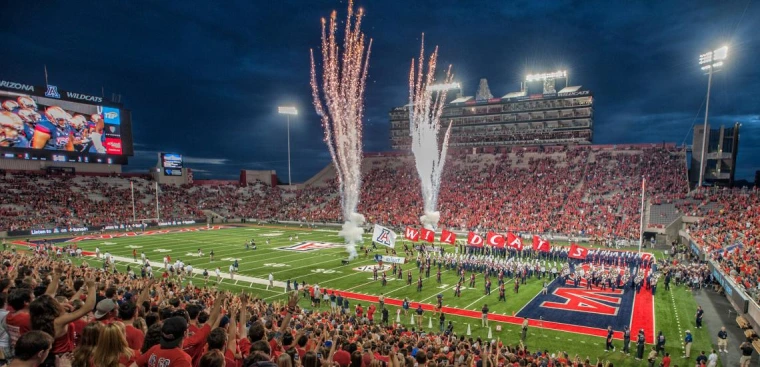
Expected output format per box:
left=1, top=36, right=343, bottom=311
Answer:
left=161, top=153, right=183, bottom=176
left=0, top=91, right=123, bottom=155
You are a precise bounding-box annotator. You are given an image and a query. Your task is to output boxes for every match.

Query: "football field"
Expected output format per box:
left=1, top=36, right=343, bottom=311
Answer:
left=30, top=224, right=718, bottom=367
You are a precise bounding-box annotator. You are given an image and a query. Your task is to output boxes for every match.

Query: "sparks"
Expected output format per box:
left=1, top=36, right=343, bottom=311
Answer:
left=310, top=0, right=372, bottom=259
left=408, top=34, right=454, bottom=230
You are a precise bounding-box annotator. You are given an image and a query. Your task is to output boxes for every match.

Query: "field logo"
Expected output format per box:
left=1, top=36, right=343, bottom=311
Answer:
left=277, top=242, right=342, bottom=252
left=353, top=264, right=392, bottom=273
left=517, top=276, right=636, bottom=331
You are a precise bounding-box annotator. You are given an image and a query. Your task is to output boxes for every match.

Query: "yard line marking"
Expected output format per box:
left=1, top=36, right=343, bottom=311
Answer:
left=464, top=294, right=489, bottom=310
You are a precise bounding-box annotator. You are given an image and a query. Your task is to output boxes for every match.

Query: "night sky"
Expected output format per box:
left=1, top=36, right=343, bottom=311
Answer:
left=1, top=1, right=758, bottom=181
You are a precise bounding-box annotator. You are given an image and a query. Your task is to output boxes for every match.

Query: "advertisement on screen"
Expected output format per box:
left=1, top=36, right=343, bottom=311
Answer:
left=0, top=79, right=133, bottom=163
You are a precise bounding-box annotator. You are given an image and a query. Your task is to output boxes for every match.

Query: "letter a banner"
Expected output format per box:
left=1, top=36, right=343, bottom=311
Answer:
left=372, top=224, right=397, bottom=248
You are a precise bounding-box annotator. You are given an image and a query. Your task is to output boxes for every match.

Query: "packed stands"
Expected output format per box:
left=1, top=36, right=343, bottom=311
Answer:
left=1, top=145, right=689, bottom=242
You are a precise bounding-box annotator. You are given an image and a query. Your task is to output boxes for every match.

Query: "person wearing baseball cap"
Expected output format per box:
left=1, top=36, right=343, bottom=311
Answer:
left=133, top=316, right=192, bottom=367
left=93, top=299, right=118, bottom=323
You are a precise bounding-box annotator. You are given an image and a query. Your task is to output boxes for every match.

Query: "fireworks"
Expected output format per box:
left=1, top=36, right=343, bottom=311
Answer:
left=408, top=34, right=454, bottom=230
left=310, top=0, right=372, bottom=259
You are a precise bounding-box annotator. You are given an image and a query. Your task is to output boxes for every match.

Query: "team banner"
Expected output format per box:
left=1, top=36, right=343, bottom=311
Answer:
left=486, top=231, right=505, bottom=248
left=440, top=229, right=457, bottom=245
left=506, top=232, right=524, bottom=250
left=568, top=243, right=589, bottom=259
left=372, top=224, right=397, bottom=248
left=532, top=235, right=551, bottom=252
left=420, top=228, right=435, bottom=243
left=467, top=232, right=484, bottom=247
left=404, top=226, right=420, bottom=242
left=374, top=255, right=406, bottom=264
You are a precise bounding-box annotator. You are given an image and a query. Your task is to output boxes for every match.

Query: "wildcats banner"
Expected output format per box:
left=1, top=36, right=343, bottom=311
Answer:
left=420, top=228, right=435, bottom=243
left=487, top=231, right=505, bottom=248
left=506, top=232, right=523, bottom=250
left=568, top=243, right=589, bottom=259
left=440, top=229, right=457, bottom=245
left=374, top=255, right=405, bottom=264
left=404, top=227, right=420, bottom=242
left=532, top=235, right=551, bottom=252
left=467, top=232, right=484, bottom=247
left=372, top=225, right=397, bottom=248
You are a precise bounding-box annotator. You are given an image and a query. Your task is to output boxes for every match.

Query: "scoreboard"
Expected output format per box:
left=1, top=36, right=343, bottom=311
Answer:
left=0, top=79, right=134, bottom=164
left=161, top=153, right=183, bottom=176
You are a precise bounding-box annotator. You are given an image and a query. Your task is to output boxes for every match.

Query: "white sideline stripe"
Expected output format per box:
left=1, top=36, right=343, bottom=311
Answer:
left=101, top=254, right=288, bottom=289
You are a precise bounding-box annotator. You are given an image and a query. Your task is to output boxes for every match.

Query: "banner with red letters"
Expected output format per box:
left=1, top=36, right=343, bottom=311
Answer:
left=568, top=243, right=589, bottom=259
left=404, top=227, right=420, bottom=242
left=440, top=229, right=457, bottom=245
left=467, top=232, right=484, bottom=247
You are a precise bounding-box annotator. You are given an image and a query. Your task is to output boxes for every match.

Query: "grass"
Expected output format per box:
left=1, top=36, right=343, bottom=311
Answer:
left=46, top=223, right=717, bottom=367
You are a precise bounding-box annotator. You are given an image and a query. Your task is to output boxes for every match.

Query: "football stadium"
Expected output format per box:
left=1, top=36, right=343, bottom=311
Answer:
left=1, top=2, right=759, bottom=367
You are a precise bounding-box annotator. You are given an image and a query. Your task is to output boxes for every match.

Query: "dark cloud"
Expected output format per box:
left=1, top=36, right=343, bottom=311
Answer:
left=1, top=0, right=758, bottom=181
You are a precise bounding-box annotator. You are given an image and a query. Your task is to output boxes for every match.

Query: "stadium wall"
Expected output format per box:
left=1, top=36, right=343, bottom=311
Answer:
left=0, top=159, right=122, bottom=173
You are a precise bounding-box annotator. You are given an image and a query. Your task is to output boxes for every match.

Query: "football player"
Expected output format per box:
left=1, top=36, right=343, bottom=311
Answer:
left=17, top=108, right=41, bottom=143
left=69, top=114, right=89, bottom=152
left=32, top=106, right=74, bottom=151
left=17, top=96, right=38, bottom=110
left=86, top=113, right=106, bottom=153
left=0, top=111, right=26, bottom=147
left=1, top=100, right=19, bottom=112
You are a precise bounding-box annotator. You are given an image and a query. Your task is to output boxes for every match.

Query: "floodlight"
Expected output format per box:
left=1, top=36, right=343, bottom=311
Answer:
left=278, top=106, right=298, bottom=115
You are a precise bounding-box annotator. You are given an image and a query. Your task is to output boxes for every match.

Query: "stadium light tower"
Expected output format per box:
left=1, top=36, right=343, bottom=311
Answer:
left=278, top=106, right=298, bottom=185
left=697, top=46, right=728, bottom=187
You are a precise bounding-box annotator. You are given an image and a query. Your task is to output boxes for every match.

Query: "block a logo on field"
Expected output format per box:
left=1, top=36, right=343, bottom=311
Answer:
left=516, top=277, right=636, bottom=331
left=277, top=242, right=343, bottom=252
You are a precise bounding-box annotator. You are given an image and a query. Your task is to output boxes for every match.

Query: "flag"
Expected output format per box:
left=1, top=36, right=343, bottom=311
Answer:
left=404, top=227, right=420, bottom=242
left=532, top=235, right=550, bottom=252
left=440, top=229, right=457, bottom=245
left=568, top=243, right=589, bottom=259
left=372, top=224, right=397, bottom=248
left=486, top=231, right=505, bottom=248
left=467, top=232, right=484, bottom=247
left=420, top=228, right=435, bottom=243
left=506, top=232, right=523, bottom=250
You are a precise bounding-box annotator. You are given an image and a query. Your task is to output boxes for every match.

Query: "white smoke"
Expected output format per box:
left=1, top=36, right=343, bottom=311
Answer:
left=420, top=211, right=440, bottom=230
left=338, top=212, right=365, bottom=259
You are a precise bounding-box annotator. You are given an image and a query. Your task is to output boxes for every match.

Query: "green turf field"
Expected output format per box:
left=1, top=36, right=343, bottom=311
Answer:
left=63, top=224, right=719, bottom=367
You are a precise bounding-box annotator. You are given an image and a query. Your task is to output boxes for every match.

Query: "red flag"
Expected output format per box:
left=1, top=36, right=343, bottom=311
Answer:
left=532, top=235, right=551, bottom=252
left=486, top=231, right=505, bottom=248
left=440, top=230, right=457, bottom=245
left=506, top=232, right=523, bottom=250
left=420, top=228, right=435, bottom=243
left=404, top=227, right=420, bottom=242
left=568, top=243, right=589, bottom=259
left=467, top=232, right=484, bottom=247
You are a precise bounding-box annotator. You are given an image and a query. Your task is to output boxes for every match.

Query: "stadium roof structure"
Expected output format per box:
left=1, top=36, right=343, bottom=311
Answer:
left=558, top=85, right=582, bottom=94
left=501, top=91, right=527, bottom=99
left=450, top=96, right=474, bottom=103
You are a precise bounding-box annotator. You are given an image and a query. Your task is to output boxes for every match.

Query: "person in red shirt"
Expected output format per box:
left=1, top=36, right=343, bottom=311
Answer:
left=182, top=292, right=227, bottom=366
left=119, top=302, right=145, bottom=351
left=10, top=330, right=53, bottom=367
left=93, top=299, right=118, bottom=324
left=133, top=316, right=193, bottom=367
left=662, top=352, right=671, bottom=367
left=6, top=287, right=34, bottom=347
left=367, top=305, right=376, bottom=325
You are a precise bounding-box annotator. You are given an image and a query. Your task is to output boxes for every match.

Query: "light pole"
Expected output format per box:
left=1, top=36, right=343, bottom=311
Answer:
left=277, top=106, right=297, bottom=185
left=697, top=46, right=728, bottom=187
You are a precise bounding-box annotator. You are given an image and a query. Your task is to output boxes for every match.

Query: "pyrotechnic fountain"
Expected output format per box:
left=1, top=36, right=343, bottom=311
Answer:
left=408, top=35, right=454, bottom=230
left=310, top=0, right=372, bottom=259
